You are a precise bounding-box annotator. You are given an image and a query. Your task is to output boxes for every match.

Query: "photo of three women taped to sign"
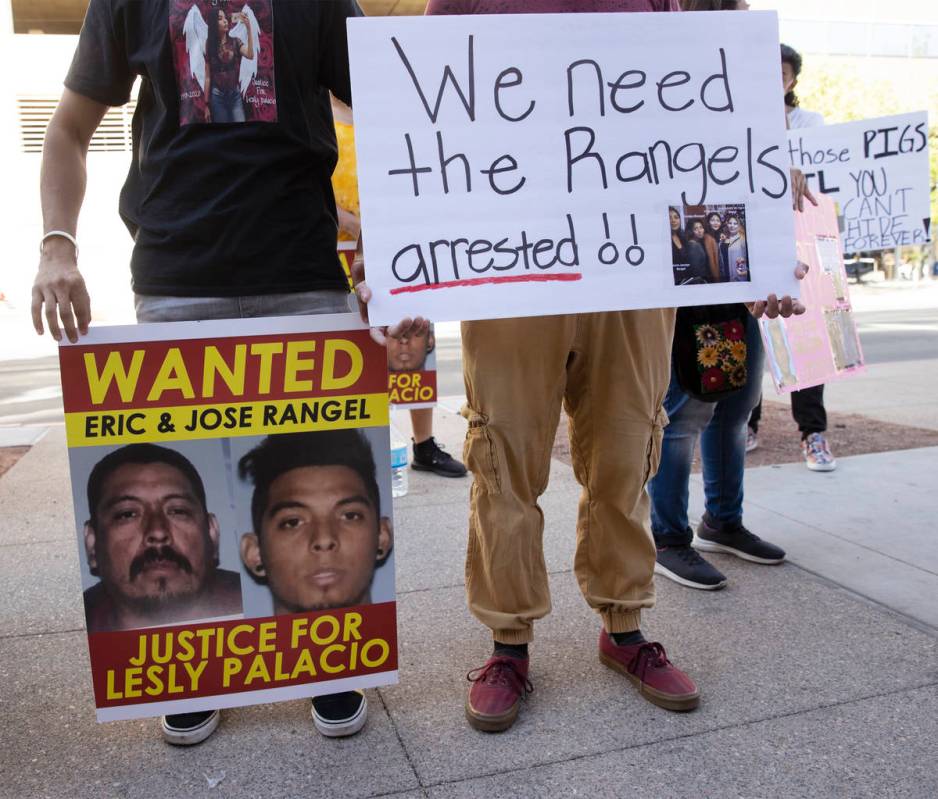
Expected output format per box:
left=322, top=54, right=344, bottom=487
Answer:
left=71, top=428, right=395, bottom=635
left=670, top=203, right=751, bottom=286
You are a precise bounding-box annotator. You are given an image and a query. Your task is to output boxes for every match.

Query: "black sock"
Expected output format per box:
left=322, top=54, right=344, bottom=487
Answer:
left=493, top=641, right=528, bottom=659
left=611, top=630, right=646, bottom=647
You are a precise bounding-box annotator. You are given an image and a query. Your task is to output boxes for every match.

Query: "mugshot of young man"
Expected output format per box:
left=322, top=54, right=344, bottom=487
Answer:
left=82, top=444, right=243, bottom=634
left=386, top=325, right=435, bottom=373
left=238, top=430, right=393, bottom=614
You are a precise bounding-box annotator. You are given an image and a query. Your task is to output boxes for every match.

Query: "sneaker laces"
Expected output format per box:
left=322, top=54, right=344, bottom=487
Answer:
left=670, top=546, right=709, bottom=567
left=805, top=435, right=830, bottom=461
left=632, top=642, right=671, bottom=682
left=467, top=657, right=534, bottom=698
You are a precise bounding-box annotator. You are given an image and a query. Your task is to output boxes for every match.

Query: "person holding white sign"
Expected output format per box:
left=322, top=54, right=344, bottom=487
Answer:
left=424, top=0, right=702, bottom=735
left=748, top=44, right=836, bottom=472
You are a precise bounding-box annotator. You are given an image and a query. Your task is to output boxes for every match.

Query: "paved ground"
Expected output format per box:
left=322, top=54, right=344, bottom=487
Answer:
left=2, top=403, right=937, bottom=798
left=1, top=279, right=936, bottom=797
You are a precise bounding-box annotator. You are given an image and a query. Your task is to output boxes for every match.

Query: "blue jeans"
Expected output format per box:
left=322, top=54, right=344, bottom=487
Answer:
left=134, top=291, right=352, bottom=322
left=210, top=87, right=246, bottom=123
left=648, top=313, right=764, bottom=547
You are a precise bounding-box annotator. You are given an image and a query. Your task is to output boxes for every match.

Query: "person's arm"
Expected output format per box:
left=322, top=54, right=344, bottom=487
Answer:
left=204, top=56, right=212, bottom=122
left=32, top=89, right=108, bottom=342
left=238, top=14, right=254, bottom=59
left=705, top=237, right=720, bottom=282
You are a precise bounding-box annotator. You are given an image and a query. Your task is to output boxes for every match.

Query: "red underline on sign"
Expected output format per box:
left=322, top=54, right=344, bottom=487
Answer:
left=389, top=273, right=583, bottom=295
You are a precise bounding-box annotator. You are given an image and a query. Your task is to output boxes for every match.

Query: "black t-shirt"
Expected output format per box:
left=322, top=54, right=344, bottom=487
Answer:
left=65, top=0, right=362, bottom=297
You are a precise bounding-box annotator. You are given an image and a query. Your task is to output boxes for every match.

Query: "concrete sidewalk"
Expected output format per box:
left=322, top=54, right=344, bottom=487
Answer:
left=1, top=400, right=936, bottom=798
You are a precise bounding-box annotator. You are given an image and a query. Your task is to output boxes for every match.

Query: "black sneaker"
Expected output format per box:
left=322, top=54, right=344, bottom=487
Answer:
left=695, top=514, right=785, bottom=564
left=161, top=710, right=220, bottom=746
left=311, top=690, right=368, bottom=738
left=411, top=437, right=467, bottom=478
left=655, top=545, right=727, bottom=590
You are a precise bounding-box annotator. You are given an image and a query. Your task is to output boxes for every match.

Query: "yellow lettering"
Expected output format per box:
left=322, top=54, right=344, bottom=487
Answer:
left=291, top=617, right=309, bottom=649
left=310, top=615, right=340, bottom=646
left=84, top=350, right=145, bottom=405
left=124, top=667, right=143, bottom=698
left=144, top=665, right=164, bottom=697
left=274, top=652, right=290, bottom=681
left=222, top=657, right=242, bottom=688
left=284, top=340, right=316, bottom=392
left=361, top=638, right=390, bottom=669
left=176, top=630, right=195, bottom=662
left=184, top=660, right=208, bottom=691
left=321, top=644, right=346, bottom=674
left=250, top=343, right=284, bottom=394
left=322, top=340, right=363, bottom=390
left=202, top=345, right=247, bottom=398
left=227, top=624, right=255, bottom=656
left=290, top=648, right=318, bottom=679
left=244, top=655, right=271, bottom=685
left=343, top=612, right=363, bottom=642
left=129, top=633, right=147, bottom=667
left=106, top=670, right=123, bottom=700
left=258, top=622, right=277, bottom=653
left=146, top=348, right=195, bottom=402
left=166, top=664, right=184, bottom=694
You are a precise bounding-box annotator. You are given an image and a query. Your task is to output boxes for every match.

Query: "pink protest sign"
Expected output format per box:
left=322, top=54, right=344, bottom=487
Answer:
left=760, top=195, right=865, bottom=393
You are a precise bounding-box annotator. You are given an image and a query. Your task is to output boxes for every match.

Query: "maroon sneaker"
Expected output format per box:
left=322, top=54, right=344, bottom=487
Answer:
left=465, top=654, right=533, bottom=732
left=598, top=630, right=699, bottom=712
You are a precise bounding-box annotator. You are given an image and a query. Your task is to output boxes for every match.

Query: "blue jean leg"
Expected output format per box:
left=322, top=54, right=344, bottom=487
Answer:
left=648, top=313, right=764, bottom=545
left=648, top=369, right=716, bottom=547
left=699, top=314, right=764, bottom=526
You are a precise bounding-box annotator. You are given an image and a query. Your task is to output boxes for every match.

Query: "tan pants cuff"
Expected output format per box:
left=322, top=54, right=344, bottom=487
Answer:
left=492, top=628, right=534, bottom=645
left=602, top=609, right=643, bottom=634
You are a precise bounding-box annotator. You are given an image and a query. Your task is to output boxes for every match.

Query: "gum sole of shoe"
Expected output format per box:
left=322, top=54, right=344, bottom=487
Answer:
left=693, top=539, right=785, bottom=565
left=312, top=695, right=368, bottom=738
left=161, top=710, right=220, bottom=746
left=599, top=653, right=700, bottom=712
left=465, top=702, right=519, bottom=732
left=654, top=561, right=727, bottom=591
left=411, top=462, right=467, bottom=477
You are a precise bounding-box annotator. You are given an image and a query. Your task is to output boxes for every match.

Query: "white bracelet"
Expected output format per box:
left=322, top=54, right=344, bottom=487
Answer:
left=40, top=230, right=79, bottom=257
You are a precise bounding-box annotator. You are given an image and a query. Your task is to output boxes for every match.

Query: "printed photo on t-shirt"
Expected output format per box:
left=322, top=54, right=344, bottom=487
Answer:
left=169, top=0, right=278, bottom=126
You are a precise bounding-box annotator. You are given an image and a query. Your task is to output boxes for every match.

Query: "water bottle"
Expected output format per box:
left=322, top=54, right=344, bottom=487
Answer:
left=390, top=425, right=409, bottom=498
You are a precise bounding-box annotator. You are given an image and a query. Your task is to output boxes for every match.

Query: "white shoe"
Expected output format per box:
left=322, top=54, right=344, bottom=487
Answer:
left=802, top=432, right=836, bottom=472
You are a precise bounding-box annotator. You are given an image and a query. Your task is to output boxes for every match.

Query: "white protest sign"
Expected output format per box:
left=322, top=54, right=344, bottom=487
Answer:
left=348, top=11, right=798, bottom=325
left=787, top=112, right=932, bottom=254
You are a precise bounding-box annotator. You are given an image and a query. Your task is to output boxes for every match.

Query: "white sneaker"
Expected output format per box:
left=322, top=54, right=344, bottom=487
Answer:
left=802, top=432, right=836, bottom=472
left=746, top=427, right=759, bottom=453
left=311, top=690, right=368, bottom=738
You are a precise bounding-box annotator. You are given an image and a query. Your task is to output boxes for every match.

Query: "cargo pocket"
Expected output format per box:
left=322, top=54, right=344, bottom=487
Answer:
left=641, top=407, right=668, bottom=487
left=461, top=406, right=502, bottom=495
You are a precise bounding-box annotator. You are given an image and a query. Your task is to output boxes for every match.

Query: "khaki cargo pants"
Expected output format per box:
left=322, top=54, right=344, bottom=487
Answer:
left=461, top=309, right=675, bottom=644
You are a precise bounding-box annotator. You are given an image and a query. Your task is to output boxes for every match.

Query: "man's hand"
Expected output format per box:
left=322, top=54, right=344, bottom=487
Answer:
left=350, top=254, right=429, bottom=345
left=748, top=261, right=809, bottom=320
left=790, top=167, right=818, bottom=213
left=32, top=238, right=91, bottom=343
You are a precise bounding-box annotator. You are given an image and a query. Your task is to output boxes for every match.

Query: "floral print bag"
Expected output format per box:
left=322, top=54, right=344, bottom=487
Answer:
left=673, top=304, right=750, bottom=402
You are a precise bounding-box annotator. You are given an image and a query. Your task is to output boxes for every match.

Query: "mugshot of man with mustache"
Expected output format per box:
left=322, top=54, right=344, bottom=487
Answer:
left=82, top=444, right=243, bottom=633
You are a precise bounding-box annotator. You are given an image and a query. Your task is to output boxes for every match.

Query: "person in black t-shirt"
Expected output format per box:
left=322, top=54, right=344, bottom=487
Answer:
left=31, top=0, right=425, bottom=749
